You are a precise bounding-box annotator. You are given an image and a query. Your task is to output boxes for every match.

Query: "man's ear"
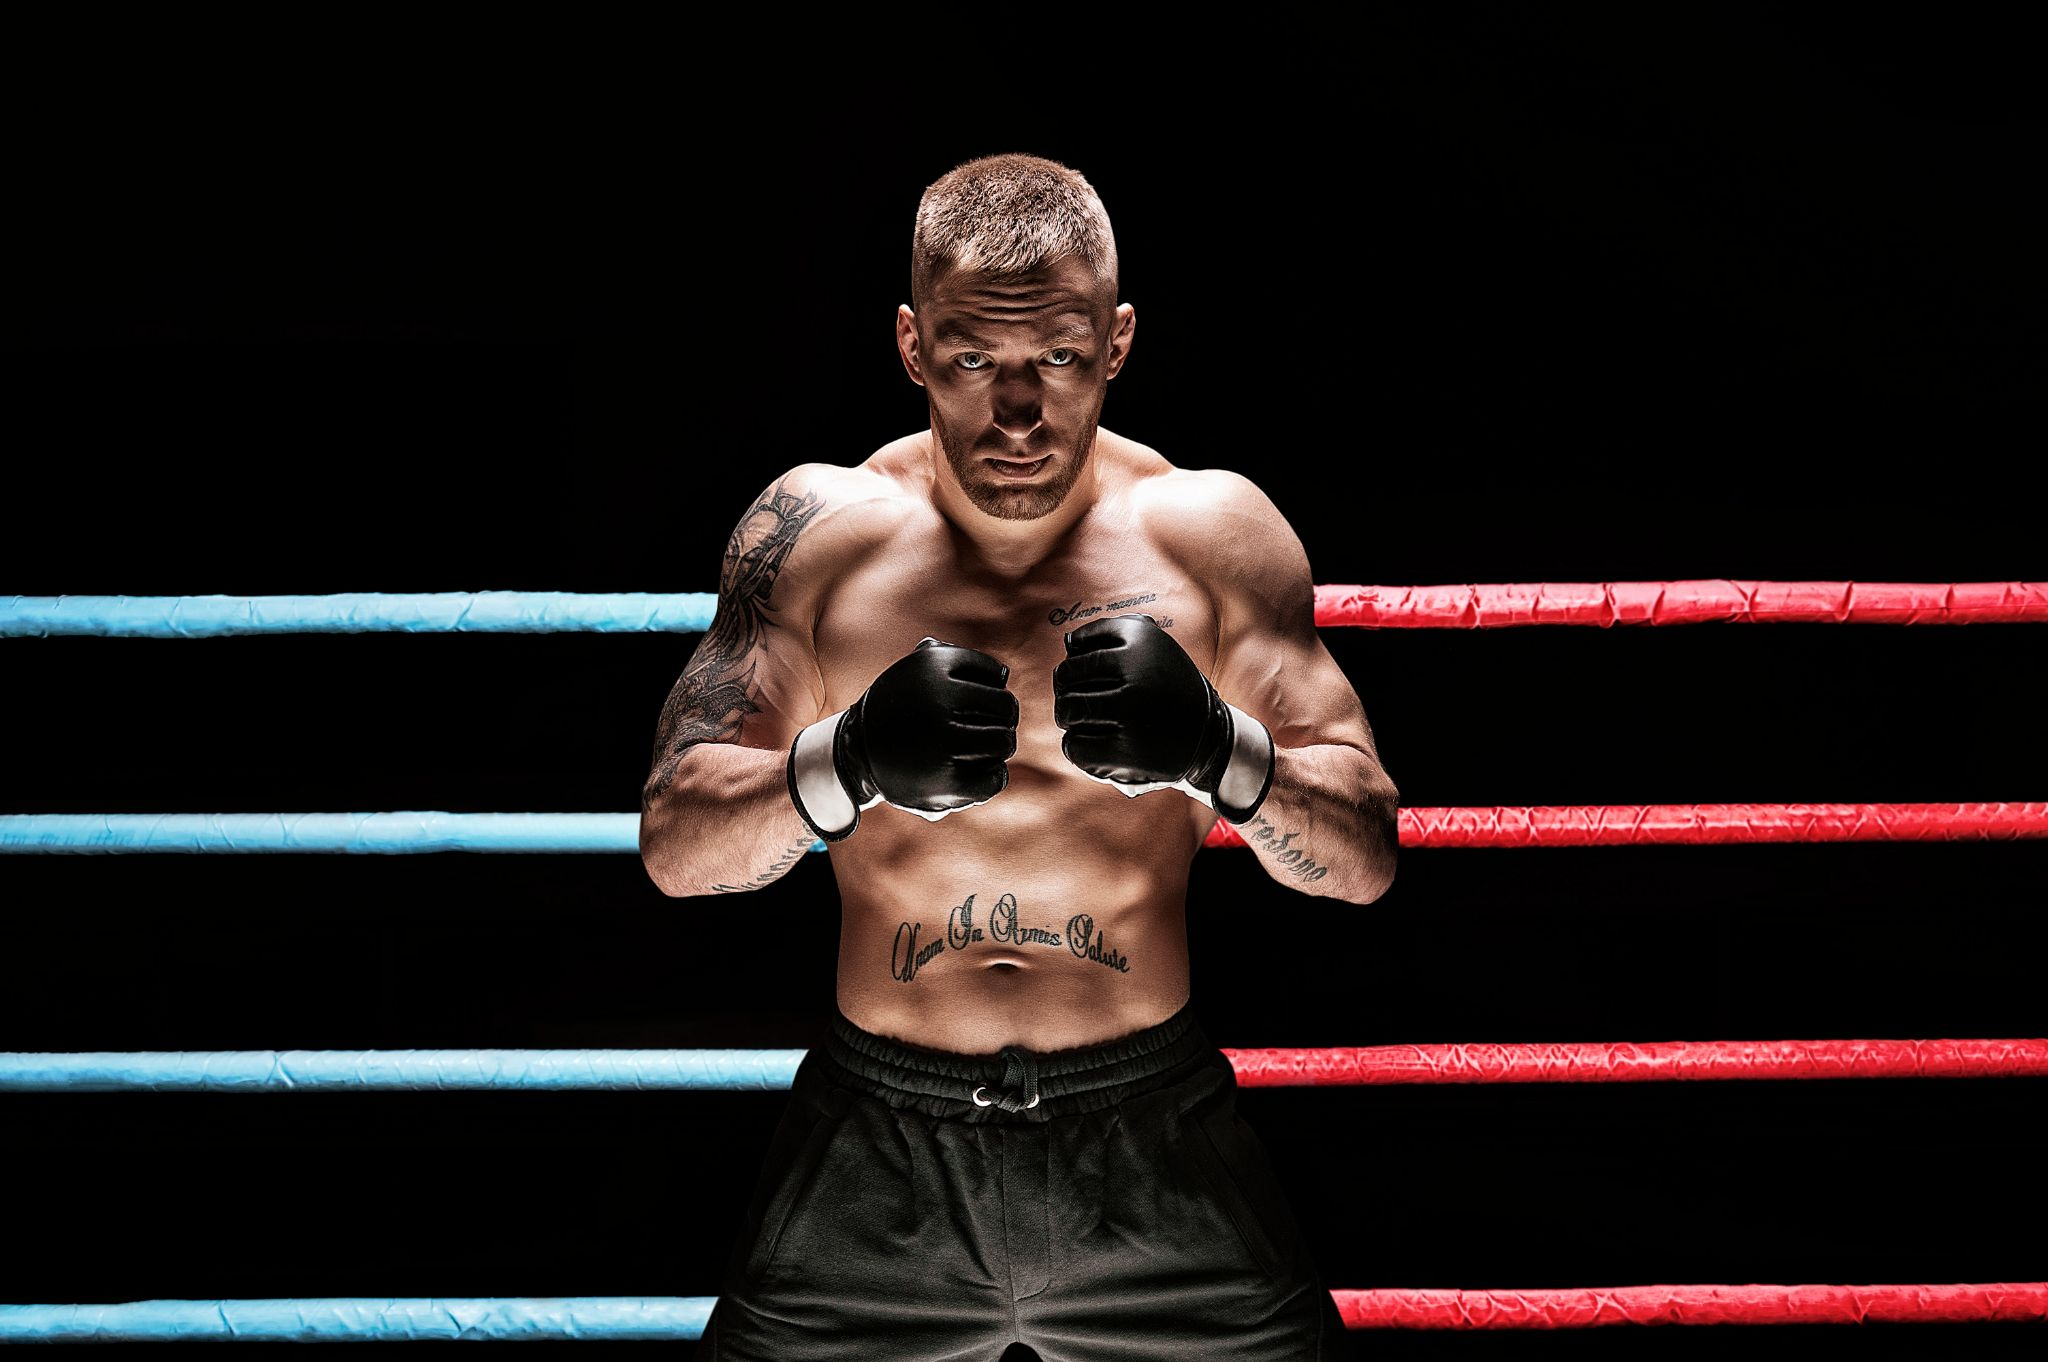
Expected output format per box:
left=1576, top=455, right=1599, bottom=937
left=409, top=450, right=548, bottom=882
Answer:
left=896, top=305, right=925, bottom=388
left=1105, top=302, right=1135, bottom=381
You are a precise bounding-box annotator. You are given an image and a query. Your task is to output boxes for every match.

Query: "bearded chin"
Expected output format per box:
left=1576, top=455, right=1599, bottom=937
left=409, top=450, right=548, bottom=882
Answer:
left=936, top=414, right=1097, bottom=523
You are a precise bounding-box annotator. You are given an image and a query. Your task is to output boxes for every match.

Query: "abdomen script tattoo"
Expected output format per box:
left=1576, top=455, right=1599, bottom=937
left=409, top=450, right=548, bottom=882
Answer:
left=888, top=892, right=1134, bottom=981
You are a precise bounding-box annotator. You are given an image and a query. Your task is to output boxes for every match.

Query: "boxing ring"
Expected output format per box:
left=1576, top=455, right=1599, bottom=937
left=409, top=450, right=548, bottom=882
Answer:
left=3, top=581, right=2044, bottom=1343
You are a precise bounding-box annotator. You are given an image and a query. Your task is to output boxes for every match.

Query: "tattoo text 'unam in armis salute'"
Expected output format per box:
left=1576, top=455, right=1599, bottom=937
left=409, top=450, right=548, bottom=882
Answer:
left=890, top=892, right=1133, bottom=981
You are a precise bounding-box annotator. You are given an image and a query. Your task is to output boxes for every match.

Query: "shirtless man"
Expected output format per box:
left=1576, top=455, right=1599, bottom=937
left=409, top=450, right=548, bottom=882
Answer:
left=641, top=153, right=1397, bottom=1362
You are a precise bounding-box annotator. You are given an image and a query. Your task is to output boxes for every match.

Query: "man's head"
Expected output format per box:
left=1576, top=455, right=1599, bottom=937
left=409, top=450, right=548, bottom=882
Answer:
left=896, top=153, right=1135, bottom=522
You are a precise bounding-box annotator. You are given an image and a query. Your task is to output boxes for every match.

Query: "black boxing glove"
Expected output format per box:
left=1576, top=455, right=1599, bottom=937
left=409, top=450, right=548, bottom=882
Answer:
left=786, top=637, right=1020, bottom=841
left=1052, top=613, right=1275, bottom=825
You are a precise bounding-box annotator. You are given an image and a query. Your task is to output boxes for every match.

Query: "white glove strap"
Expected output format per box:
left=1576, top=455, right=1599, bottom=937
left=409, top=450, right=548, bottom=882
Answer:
left=1214, top=702, right=1275, bottom=818
left=791, top=710, right=876, bottom=838
left=794, top=708, right=977, bottom=831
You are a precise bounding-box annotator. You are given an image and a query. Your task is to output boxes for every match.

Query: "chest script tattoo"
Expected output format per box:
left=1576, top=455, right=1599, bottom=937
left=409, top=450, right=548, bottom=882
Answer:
left=889, top=893, right=1133, bottom=981
left=644, top=476, right=824, bottom=806
left=1047, top=592, right=1170, bottom=629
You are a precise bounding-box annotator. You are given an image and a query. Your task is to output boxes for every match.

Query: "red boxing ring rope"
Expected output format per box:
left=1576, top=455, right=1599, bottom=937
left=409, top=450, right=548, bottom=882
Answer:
left=1225, top=586, right=2048, bottom=1328
left=1335, top=1282, right=2048, bottom=1328
left=1204, top=802, right=2048, bottom=848
left=1223, top=1037, right=2048, bottom=1087
left=1312, top=581, right=2048, bottom=627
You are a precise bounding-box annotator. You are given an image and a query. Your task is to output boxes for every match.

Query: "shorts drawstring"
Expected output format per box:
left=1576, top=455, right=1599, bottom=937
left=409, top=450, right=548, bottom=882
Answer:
left=972, top=1045, right=1042, bottom=1111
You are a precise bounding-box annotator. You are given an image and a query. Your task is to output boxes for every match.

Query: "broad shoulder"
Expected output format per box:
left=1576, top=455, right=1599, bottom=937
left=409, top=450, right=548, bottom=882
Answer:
left=763, top=455, right=917, bottom=531
left=715, top=447, right=929, bottom=604
left=1130, top=458, right=1309, bottom=600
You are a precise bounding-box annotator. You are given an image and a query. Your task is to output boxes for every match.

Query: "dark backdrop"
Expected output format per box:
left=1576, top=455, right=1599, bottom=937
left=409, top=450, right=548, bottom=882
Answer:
left=5, top=12, right=2043, bottom=1359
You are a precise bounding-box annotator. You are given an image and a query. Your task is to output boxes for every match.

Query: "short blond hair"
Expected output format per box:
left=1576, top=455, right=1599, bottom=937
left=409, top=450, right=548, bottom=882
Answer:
left=911, top=153, right=1118, bottom=318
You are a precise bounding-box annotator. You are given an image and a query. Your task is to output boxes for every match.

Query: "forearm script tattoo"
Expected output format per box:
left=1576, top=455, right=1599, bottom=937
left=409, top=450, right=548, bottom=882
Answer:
left=710, top=833, right=818, bottom=894
left=644, top=477, right=824, bottom=807
left=889, top=892, right=1133, bottom=982
left=1237, top=812, right=1330, bottom=881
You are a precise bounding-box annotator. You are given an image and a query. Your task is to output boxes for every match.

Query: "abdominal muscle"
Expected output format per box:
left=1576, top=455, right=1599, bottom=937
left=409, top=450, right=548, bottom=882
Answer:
left=826, top=766, right=1207, bottom=1056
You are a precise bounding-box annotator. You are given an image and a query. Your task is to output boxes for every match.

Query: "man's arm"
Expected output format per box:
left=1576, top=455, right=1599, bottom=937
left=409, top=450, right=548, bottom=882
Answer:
left=1194, top=470, right=1400, bottom=903
left=639, top=467, right=834, bottom=896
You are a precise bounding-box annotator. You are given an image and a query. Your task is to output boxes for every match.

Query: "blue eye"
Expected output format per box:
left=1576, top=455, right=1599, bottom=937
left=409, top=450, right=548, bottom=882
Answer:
left=1047, top=349, right=1076, bottom=366
left=958, top=353, right=987, bottom=370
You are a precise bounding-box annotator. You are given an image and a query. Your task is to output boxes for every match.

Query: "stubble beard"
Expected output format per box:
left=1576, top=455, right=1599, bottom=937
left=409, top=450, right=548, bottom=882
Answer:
left=934, top=409, right=1100, bottom=522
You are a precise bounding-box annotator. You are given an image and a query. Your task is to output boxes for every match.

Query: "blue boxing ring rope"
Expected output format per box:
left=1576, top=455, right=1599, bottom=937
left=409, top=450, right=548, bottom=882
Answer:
left=4, top=591, right=755, bottom=1343
left=0, top=811, right=703, bottom=854
left=0, top=1299, right=715, bottom=1343
left=2, top=592, right=717, bottom=637
left=0, top=1049, right=807, bottom=1092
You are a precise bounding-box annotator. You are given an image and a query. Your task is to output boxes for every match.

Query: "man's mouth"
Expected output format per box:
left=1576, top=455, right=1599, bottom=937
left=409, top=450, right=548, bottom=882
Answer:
left=987, top=454, right=1050, bottom=479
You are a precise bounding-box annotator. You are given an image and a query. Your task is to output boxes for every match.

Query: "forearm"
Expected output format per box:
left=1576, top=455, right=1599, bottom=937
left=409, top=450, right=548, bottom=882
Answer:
left=1230, top=743, right=1399, bottom=903
left=640, top=742, right=820, bottom=897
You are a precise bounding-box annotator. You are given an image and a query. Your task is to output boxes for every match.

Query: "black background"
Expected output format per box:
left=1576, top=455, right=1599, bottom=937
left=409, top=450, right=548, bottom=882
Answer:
left=5, top=11, right=2044, bottom=1358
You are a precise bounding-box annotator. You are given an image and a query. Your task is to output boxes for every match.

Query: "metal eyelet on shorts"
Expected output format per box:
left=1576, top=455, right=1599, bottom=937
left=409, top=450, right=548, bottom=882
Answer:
left=972, top=1085, right=1039, bottom=1108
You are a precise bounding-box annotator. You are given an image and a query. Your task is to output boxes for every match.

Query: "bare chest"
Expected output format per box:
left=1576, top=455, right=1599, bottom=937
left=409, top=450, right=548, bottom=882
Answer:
left=812, top=533, right=1219, bottom=729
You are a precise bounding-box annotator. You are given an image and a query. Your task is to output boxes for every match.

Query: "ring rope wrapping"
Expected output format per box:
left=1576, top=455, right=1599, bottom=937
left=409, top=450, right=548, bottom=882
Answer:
left=4, top=802, right=2045, bottom=854
left=5, top=1039, right=2045, bottom=1091
left=5, top=582, right=2042, bottom=1336
left=3, top=1284, right=2045, bottom=1341
left=5, top=580, right=2047, bottom=637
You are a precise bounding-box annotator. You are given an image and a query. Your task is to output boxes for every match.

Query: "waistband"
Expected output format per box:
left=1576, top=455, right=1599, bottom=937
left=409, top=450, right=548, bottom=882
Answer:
left=821, top=995, right=1220, bottom=1122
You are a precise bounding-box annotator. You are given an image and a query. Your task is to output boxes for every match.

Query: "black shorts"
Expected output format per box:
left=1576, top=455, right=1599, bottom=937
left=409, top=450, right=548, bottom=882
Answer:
left=698, top=996, right=1357, bottom=1360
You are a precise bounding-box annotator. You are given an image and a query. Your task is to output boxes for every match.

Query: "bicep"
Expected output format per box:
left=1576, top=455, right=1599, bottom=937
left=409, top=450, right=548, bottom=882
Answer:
left=1216, top=613, right=1374, bottom=755
left=1203, top=477, right=1375, bottom=755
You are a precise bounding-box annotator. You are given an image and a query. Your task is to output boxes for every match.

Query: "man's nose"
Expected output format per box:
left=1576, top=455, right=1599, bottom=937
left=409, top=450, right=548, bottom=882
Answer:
left=992, top=408, right=1043, bottom=441
left=991, top=381, right=1043, bottom=440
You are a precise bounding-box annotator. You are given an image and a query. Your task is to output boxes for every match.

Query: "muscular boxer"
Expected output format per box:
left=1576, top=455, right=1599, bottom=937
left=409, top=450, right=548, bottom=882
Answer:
left=641, top=152, right=1398, bottom=1362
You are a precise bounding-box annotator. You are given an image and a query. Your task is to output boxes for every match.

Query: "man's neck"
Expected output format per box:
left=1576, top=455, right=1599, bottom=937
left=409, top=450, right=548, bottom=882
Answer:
left=926, top=429, right=1109, bottom=579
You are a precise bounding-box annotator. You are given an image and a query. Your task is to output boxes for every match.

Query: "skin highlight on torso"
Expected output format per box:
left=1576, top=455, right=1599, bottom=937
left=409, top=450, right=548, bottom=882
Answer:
left=804, top=429, right=1220, bottom=1055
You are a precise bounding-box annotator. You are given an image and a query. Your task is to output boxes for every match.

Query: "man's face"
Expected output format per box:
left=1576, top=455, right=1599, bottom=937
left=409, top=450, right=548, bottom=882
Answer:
left=900, top=253, right=1132, bottom=522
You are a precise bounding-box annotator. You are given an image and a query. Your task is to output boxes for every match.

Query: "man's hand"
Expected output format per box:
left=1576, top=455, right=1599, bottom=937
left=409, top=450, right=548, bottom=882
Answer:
left=787, top=637, right=1019, bottom=841
left=1051, top=613, right=1275, bottom=825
